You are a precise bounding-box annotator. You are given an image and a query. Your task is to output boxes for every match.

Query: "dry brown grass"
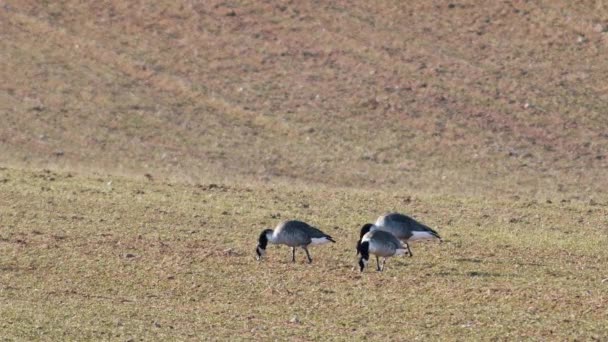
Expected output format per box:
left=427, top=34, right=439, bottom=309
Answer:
left=2, top=1, right=608, bottom=197
left=1, top=0, right=608, bottom=339
left=1, top=168, right=607, bottom=340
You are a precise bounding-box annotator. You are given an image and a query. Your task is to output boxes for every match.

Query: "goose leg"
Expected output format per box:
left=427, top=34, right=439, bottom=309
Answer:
left=406, top=242, right=413, bottom=257
left=291, top=247, right=296, bottom=263
left=376, top=256, right=381, bottom=271
left=303, top=247, right=313, bottom=264
left=381, top=258, right=386, bottom=271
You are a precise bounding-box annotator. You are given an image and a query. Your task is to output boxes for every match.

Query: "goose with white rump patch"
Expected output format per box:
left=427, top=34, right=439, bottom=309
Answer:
left=372, top=212, right=441, bottom=256
left=255, top=220, right=335, bottom=263
left=357, top=223, right=409, bottom=272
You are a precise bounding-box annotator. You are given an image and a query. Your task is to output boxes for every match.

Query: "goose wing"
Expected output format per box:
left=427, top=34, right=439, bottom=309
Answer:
left=303, top=224, right=336, bottom=242
left=382, top=213, right=441, bottom=238
left=276, top=220, right=335, bottom=244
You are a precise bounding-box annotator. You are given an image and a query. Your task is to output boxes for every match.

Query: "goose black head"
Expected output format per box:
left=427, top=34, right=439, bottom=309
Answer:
left=255, top=229, right=273, bottom=260
left=358, top=241, right=370, bottom=272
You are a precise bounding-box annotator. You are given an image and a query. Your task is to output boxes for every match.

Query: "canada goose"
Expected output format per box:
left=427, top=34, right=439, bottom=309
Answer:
left=255, top=220, right=335, bottom=263
left=356, top=223, right=408, bottom=272
left=373, top=212, right=441, bottom=256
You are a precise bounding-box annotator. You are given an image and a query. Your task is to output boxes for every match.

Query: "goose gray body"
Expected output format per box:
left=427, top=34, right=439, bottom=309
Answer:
left=374, top=212, right=441, bottom=242
left=362, top=230, right=406, bottom=257
left=357, top=224, right=408, bottom=272
left=271, top=220, right=333, bottom=246
left=256, top=220, right=335, bottom=263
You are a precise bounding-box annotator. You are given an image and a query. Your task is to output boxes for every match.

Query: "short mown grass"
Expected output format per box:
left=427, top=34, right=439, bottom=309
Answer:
left=1, top=167, right=607, bottom=340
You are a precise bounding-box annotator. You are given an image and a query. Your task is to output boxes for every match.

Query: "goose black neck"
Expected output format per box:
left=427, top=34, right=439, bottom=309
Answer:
left=358, top=241, right=370, bottom=272
left=359, top=223, right=374, bottom=239
left=258, top=229, right=271, bottom=249
left=358, top=241, right=370, bottom=260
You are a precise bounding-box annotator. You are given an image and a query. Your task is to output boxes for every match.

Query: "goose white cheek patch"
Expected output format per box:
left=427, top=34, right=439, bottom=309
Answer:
left=256, top=247, right=266, bottom=259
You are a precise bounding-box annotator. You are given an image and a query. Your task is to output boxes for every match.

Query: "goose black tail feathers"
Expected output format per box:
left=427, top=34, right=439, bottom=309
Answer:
left=429, top=230, right=442, bottom=240
left=420, top=224, right=442, bottom=240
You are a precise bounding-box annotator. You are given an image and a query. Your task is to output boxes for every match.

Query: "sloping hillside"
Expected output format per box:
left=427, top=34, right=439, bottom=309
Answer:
left=2, top=1, right=607, bottom=196
left=2, top=2, right=608, bottom=339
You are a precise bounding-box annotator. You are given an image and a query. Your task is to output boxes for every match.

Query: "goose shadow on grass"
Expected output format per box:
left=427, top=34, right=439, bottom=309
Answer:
left=433, top=270, right=510, bottom=278
left=454, top=257, right=544, bottom=267
left=434, top=258, right=528, bottom=278
left=385, top=259, right=515, bottom=278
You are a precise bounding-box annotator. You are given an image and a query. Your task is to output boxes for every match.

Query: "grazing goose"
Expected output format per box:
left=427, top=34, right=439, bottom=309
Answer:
left=357, top=223, right=408, bottom=272
left=255, top=220, right=335, bottom=263
left=373, top=212, right=441, bottom=256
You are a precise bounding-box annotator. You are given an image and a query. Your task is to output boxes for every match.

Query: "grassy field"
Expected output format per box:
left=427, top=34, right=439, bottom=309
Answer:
left=1, top=168, right=607, bottom=340
left=2, top=0, right=608, bottom=340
